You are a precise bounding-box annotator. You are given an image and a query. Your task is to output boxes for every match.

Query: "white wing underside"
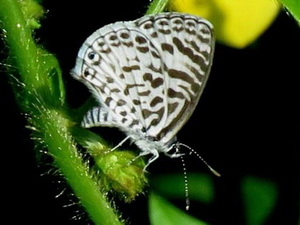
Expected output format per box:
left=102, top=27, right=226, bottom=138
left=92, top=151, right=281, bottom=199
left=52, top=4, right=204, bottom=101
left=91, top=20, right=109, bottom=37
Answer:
left=73, top=13, right=214, bottom=147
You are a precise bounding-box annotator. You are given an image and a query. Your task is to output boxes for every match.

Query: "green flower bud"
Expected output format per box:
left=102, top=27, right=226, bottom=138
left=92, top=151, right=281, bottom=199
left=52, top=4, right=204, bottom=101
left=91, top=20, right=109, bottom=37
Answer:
left=95, top=150, right=147, bottom=202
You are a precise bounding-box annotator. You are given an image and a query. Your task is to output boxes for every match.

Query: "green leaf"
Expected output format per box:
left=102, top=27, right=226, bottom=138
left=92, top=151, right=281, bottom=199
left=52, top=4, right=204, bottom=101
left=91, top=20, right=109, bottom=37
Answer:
left=151, top=173, right=215, bottom=204
left=242, top=176, right=278, bottom=225
left=279, top=0, right=300, bottom=23
left=149, top=192, right=209, bottom=225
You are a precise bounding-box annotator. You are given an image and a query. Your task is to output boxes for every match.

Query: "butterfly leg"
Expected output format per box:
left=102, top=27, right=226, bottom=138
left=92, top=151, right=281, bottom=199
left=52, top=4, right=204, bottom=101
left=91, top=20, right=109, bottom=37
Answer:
left=142, top=150, right=159, bottom=172
left=164, top=152, right=185, bottom=158
left=110, top=136, right=131, bottom=151
left=125, top=150, right=158, bottom=172
left=164, top=143, right=185, bottom=158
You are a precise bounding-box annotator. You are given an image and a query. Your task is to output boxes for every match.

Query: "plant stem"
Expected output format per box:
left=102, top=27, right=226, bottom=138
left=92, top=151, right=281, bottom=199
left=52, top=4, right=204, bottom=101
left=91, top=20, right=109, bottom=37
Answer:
left=37, top=108, right=123, bottom=225
left=146, top=0, right=170, bottom=14
left=0, top=0, right=38, bottom=85
left=0, top=0, right=123, bottom=224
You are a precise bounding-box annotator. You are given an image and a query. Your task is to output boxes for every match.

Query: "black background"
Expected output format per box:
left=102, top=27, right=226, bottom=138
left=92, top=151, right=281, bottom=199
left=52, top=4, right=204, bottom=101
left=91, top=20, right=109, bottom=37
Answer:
left=1, top=1, right=299, bottom=224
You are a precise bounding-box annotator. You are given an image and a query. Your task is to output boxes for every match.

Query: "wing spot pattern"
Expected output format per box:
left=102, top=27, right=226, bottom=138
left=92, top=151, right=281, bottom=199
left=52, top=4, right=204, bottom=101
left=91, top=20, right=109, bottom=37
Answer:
left=150, top=96, right=163, bottom=107
left=135, top=36, right=147, bottom=44
left=122, top=65, right=140, bottom=72
left=161, top=43, right=174, bottom=54
left=143, top=73, right=164, bottom=88
left=167, top=88, right=185, bottom=99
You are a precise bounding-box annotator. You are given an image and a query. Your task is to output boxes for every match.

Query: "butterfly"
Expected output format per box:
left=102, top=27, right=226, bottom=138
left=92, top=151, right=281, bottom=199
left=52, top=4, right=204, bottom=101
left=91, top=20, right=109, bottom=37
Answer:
left=72, top=12, right=216, bottom=171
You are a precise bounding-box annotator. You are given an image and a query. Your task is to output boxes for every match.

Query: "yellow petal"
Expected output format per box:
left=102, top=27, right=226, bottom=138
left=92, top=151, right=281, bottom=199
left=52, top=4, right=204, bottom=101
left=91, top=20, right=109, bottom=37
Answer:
left=170, top=0, right=280, bottom=48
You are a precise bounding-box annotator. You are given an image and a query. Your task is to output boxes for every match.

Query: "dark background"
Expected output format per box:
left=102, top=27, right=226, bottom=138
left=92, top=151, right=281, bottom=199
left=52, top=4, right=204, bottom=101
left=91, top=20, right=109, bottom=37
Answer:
left=1, top=1, right=299, bottom=224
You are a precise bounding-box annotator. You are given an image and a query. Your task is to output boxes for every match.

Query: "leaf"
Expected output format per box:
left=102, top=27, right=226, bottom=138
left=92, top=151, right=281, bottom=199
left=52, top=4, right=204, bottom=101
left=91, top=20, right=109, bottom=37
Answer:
left=149, top=192, right=209, bottom=225
left=150, top=173, right=215, bottom=204
left=241, top=176, right=278, bottom=225
left=279, top=0, right=300, bottom=23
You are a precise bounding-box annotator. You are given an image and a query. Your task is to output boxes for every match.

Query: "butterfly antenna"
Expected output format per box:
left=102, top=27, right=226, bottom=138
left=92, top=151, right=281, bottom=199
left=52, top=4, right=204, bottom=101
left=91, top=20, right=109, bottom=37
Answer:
left=180, top=154, right=190, bottom=211
left=177, top=143, right=221, bottom=177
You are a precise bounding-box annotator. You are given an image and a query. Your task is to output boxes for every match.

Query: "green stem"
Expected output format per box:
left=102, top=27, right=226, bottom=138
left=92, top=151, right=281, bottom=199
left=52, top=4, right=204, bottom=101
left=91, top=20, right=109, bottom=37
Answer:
left=38, top=109, right=123, bottom=225
left=0, top=0, right=38, bottom=88
left=146, top=0, right=170, bottom=14
left=0, top=0, right=122, bottom=224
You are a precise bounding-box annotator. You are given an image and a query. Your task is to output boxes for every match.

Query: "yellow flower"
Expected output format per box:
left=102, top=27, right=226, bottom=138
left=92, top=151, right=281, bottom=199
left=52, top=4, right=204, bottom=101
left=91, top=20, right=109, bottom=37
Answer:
left=170, top=0, right=280, bottom=48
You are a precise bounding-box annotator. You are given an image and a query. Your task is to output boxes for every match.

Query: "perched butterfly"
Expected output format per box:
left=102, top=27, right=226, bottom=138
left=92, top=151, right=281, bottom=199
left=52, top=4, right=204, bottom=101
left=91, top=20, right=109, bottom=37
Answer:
left=72, top=12, right=216, bottom=172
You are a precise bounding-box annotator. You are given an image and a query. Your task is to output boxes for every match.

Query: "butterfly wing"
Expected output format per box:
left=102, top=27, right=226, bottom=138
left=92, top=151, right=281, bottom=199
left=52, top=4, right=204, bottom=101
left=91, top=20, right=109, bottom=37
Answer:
left=136, top=13, right=215, bottom=144
left=72, top=13, right=214, bottom=146
left=73, top=20, right=167, bottom=135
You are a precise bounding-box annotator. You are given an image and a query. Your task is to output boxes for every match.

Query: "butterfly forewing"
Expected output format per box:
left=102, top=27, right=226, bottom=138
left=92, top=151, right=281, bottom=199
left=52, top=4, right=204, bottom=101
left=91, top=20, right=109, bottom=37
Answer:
left=72, top=12, right=214, bottom=153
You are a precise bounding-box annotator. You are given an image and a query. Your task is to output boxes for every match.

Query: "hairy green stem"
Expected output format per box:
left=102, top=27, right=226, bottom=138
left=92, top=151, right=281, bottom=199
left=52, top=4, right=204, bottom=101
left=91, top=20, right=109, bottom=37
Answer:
left=0, top=0, right=122, bottom=224
left=146, top=0, right=170, bottom=14
left=36, top=108, right=123, bottom=225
